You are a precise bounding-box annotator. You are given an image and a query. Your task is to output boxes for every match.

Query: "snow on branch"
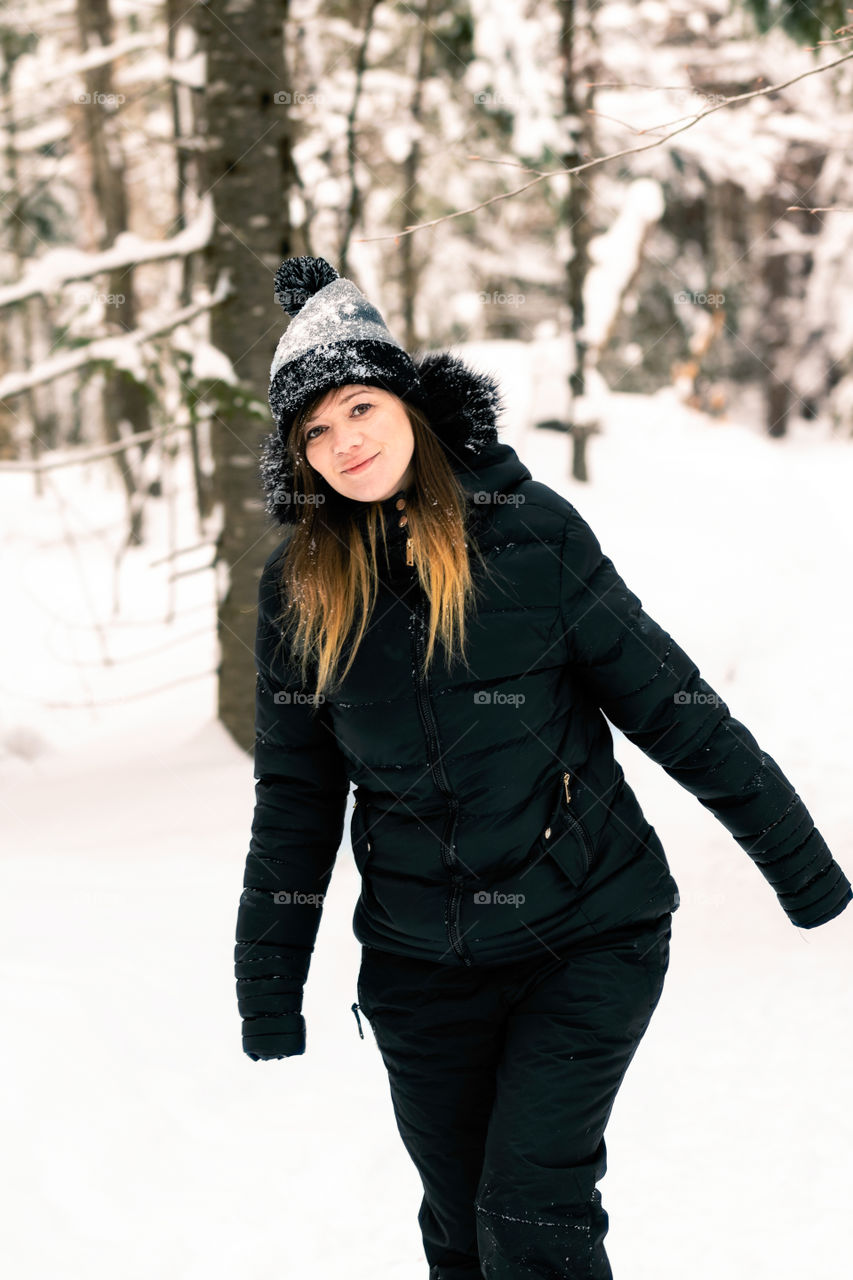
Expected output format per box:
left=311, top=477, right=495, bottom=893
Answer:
left=0, top=31, right=156, bottom=113
left=582, top=178, right=665, bottom=351
left=0, top=269, right=233, bottom=402
left=358, top=47, right=853, bottom=244
left=0, top=195, right=214, bottom=309
left=0, top=422, right=192, bottom=474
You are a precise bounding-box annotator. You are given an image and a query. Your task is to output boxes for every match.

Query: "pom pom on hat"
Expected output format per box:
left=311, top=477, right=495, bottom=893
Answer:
left=267, top=255, right=426, bottom=441
left=273, top=256, right=339, bottom=317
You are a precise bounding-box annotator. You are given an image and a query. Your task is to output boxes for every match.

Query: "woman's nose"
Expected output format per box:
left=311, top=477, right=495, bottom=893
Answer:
left=333, top=424, right=364, bottom=451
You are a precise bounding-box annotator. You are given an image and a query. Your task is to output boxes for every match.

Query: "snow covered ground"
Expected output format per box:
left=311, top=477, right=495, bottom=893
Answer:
left=1, top=348, right=851, bottom=1279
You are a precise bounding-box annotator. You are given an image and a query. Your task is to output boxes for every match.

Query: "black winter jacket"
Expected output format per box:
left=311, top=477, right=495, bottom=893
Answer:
left=235, top=352, right=852, bottom=1060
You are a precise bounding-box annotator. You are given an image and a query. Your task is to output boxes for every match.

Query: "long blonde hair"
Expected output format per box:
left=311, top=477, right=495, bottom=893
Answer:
left=275, top=390, right=491, bottom=701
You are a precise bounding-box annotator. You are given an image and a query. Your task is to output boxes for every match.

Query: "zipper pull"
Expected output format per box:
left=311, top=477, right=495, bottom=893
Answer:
left=351, top=1002, right=364, bottom=1039
left=563, top=771, right=571, bottom=804
left=406, top=536, right=414, bottom=566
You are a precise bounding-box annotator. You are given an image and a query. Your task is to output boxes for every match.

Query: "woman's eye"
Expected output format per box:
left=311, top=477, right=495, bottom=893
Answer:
left=305, top=403, right=371, bottom=441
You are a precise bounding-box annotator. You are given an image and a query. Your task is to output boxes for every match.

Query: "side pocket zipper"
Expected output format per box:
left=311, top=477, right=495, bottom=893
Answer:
left=553, top=771, right=595, bottom=876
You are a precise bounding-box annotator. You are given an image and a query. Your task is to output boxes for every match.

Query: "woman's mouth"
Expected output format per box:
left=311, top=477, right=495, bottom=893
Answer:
left=342, top=452, right=379, bottom=475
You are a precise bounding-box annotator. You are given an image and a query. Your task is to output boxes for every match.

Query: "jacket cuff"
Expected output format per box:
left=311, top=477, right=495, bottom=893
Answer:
left=780, top=865, right=852, bottom=928
left=242, top=1012, right=306, bottom=1060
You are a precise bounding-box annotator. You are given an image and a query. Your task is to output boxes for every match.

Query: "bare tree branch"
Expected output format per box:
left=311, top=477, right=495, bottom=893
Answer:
left=0, top=422, right=191, bottom=473
left=357, top=47, right=853, bottom=244
left=0, top=269, right=232, bottom=401
left=787, top=205, right=853, bottom=212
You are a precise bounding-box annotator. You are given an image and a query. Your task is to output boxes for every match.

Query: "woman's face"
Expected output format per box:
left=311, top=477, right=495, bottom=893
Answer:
left=300, top=383, right=415, bottom=502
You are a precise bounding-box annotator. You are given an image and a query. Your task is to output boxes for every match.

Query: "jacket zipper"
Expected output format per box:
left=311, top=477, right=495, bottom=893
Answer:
left=561, top=770, right=595, bottom=875
left=412, top=592, right=471, bottom=966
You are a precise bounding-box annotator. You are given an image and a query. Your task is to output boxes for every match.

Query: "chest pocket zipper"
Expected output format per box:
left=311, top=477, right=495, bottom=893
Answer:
left=542, top=770, right=595, bottom=887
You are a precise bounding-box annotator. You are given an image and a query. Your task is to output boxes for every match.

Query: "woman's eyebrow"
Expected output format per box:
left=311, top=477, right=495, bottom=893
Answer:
left=305, top=387, right=372, bottom=427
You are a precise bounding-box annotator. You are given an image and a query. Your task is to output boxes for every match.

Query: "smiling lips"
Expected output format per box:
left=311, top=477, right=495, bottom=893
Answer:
left=342, top=452, right=379, bottom=475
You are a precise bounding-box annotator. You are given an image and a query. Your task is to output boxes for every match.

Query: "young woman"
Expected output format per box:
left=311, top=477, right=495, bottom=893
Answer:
left=234, top=257, right=851, bottom=1280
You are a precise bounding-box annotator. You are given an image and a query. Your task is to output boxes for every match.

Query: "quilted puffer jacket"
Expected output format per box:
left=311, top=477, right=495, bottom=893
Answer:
left=234, top=351, right=852, bottom=1060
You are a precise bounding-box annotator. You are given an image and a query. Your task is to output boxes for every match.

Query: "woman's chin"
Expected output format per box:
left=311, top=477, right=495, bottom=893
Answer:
left=337, top=460, right=401, bottom=501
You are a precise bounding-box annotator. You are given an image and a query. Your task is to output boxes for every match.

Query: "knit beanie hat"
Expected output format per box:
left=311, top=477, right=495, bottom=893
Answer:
left=268, top=256, right=427, bottom=440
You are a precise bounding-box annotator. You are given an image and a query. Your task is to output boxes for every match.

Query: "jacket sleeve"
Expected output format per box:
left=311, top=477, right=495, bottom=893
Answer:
left=559, top=505, right=852, bottom=930
left=234, top=545, right=351, bottom=1060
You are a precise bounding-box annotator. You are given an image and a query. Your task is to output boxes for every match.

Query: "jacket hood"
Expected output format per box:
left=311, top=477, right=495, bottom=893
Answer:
left=258, top=350, right=532, bottom=531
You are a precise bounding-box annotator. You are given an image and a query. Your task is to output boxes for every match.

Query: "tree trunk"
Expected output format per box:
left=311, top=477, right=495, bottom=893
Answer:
left=400, top=0, right=436, bottom=352
left=0, top=27, right=56, bottom=474
left=754, top=191, right=792, bottom=438
left=558, top=0, right=597, bottom=411
left=166, top=0, right=214, bottom=523
left=76, top=0, right=154, bottom=544
left=192, top=0, right=294, bottom=753
left=340, top=0, right=380, bottom=278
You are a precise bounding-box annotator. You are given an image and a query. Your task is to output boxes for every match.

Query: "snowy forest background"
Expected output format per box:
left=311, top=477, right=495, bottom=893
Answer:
left=1, top=1, right=852, bottom=1277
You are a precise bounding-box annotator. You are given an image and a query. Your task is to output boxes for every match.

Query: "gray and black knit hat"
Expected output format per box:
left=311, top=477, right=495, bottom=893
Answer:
left=268, top=256, right=427, bottom=440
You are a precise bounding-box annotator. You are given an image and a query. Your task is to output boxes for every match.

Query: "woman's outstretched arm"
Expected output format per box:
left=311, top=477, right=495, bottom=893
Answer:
left=559, top=505, right=851, bottom=929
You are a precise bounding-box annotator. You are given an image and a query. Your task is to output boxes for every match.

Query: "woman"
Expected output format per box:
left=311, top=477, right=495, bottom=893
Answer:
left=234, top=257, right=851, bottom=1280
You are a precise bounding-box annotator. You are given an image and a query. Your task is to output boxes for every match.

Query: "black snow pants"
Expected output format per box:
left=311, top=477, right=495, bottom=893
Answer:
left=353, top=912, right=672, bottom=1280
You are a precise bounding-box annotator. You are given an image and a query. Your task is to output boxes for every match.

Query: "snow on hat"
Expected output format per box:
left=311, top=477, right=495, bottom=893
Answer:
left=268, top=256, right=426, bottom=439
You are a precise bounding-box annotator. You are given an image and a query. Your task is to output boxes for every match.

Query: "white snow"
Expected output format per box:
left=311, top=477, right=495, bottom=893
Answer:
left=3, top=0, right=853, bottom=1267
left=0, top=269, right=230, bottom=404
left=8, top=29, right=155, bottom=100
left=269, top=278, right=405, bottom=382
left=582, top=178, right=665, bottom=350
left=0, top=195, right=215, bottom=309
left=1, top=338, right=850, bottom=1279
